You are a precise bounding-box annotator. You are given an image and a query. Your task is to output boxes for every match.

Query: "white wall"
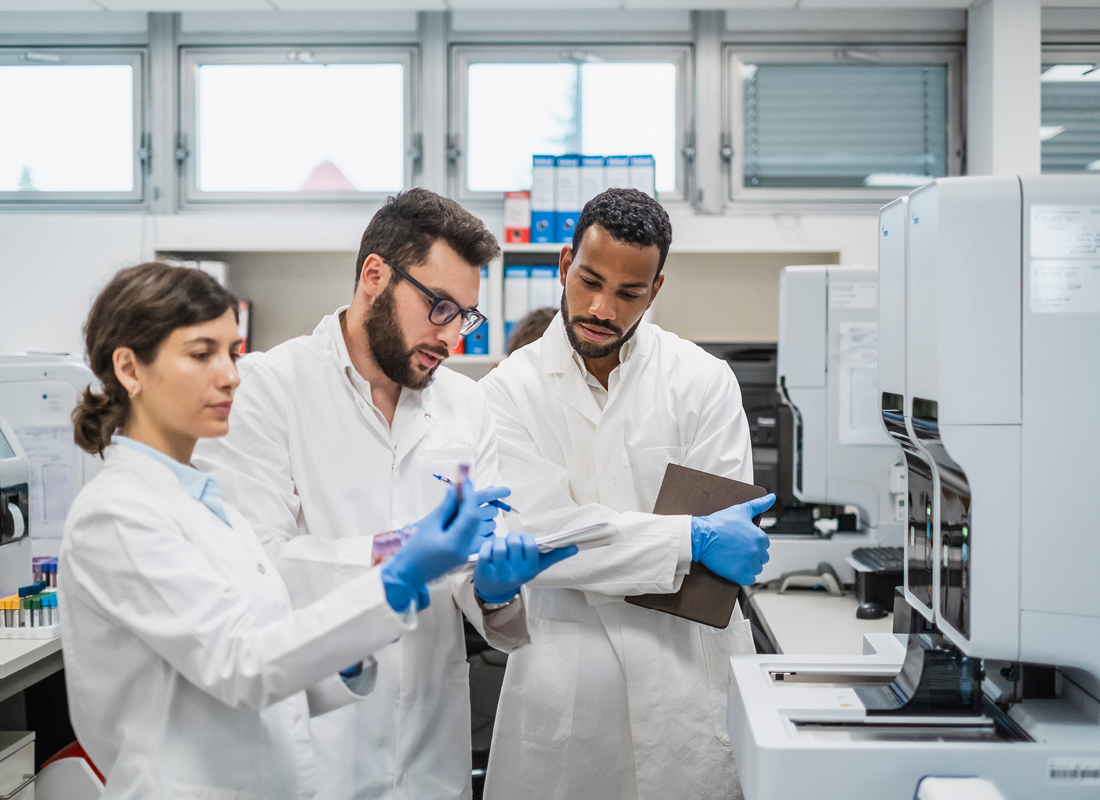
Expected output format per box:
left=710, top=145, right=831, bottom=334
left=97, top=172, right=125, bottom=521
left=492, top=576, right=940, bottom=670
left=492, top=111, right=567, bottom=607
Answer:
left=1, top=215, right=145, bottom=356
left=0, top=207, right=879, bottom=356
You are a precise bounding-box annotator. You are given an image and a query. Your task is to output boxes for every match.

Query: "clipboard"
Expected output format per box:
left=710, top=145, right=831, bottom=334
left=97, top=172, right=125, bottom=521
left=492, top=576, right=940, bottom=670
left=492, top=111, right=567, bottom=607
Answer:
left=624, top=464, right=768, bottom=629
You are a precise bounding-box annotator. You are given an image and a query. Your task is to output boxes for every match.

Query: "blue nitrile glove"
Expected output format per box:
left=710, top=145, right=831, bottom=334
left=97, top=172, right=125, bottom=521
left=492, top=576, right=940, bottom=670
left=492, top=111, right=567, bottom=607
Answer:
left=381, top=482, right=483, bottom=612
left=471, top=485, right=511, bottom=546
left=691, top=494, right=776, bottom=586
left=473, top=532, right=579, bottom=604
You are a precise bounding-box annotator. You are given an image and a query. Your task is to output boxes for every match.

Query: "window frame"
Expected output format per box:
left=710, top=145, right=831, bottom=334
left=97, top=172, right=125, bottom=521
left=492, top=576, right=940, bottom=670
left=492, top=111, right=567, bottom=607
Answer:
left=0, top=47, right=146, bottom=205
left=178, top=45, right=417, bottom=206
left=1040, top=45, right=1100, bottom=175
left=723, top=45, right=964, bottom=204
left=450, top=43, right=693, bottom=203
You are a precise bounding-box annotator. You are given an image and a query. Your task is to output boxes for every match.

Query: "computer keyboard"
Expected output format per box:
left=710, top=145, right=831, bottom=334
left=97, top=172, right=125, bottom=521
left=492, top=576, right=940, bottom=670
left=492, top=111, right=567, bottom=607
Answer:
left=850, top=546, right=904, bottom=572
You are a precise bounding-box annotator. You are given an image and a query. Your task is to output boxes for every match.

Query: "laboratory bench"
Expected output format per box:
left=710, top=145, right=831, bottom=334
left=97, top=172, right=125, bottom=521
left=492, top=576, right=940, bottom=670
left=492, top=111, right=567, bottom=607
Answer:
left=742, top=586, right=896, bottom=656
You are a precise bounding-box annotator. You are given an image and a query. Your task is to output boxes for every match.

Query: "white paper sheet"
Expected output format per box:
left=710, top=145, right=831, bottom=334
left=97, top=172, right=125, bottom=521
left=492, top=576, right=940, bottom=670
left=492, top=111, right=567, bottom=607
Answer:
left=12, top=426, right=76, bottom=539
left=837, top=323, right=890, bottom=446
left=464, top=522, right=622, bottom=566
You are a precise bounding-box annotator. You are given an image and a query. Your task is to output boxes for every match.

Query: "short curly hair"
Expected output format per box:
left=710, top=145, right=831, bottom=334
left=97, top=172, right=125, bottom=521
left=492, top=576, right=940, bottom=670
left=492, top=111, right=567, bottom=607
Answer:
left=571, top=188, right=673, bottom=277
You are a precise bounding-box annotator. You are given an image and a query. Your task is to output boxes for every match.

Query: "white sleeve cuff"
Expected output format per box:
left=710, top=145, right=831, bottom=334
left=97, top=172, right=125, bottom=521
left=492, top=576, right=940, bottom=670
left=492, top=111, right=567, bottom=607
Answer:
left=675, top=516, right=694, bottom=576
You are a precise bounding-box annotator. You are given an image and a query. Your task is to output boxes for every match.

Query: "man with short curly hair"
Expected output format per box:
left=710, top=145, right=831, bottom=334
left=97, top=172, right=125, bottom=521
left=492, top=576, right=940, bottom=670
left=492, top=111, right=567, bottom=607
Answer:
left=482, top=188, right=770, bottom=800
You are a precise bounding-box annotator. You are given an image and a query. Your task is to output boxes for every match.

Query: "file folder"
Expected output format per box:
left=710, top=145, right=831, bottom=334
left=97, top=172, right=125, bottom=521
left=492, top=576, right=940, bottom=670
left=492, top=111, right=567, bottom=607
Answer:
left=531, top=156, right=556, bottom=243
left=624, top=464, right=768, bottom=628
left=554, top=155, right=581, bottom=244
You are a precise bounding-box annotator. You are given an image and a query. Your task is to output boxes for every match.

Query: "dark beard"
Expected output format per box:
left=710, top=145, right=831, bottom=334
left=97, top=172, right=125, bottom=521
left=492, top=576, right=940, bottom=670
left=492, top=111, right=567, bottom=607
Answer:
left=365, top=283, right=448, bottom=390
left=560, top=291, right=642, bottom=360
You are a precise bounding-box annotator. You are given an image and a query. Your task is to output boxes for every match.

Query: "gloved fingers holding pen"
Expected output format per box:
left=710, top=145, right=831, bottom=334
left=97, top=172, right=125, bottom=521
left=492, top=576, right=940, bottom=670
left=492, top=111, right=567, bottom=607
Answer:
left=470, top=485, right=512, bottom=546
left=381, top=480, right=486, bottom=612
left=473, top=531, right=579, bottom=604
left=691, top=493, right=776, bottom=587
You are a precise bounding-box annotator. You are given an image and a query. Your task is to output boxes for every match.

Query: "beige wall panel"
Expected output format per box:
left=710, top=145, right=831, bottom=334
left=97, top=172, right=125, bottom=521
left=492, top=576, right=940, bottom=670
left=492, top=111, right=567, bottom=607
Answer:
left=652, top=251, right=839, bottom=343
left=223, top=251, right=358, bottom=353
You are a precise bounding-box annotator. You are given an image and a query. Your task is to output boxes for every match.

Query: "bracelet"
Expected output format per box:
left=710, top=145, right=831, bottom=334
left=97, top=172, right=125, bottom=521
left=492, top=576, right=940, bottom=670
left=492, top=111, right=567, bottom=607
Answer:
left=477, top=594, right=518, bottom=612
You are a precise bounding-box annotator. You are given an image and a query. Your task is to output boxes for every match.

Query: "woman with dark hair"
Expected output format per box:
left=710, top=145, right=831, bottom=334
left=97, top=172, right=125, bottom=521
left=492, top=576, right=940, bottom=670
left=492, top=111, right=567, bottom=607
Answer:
left=59, top=262, right=490, bottom=800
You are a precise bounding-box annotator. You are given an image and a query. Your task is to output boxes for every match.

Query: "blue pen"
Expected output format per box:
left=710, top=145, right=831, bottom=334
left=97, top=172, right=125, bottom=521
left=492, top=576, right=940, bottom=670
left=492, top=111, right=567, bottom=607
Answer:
left=433, top=474, right=516, bottom=513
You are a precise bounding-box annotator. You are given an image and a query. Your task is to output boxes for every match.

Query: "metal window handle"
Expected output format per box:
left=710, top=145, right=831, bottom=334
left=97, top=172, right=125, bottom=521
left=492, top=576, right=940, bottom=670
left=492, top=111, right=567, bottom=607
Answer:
left=0, top=773, right=35, bottom=800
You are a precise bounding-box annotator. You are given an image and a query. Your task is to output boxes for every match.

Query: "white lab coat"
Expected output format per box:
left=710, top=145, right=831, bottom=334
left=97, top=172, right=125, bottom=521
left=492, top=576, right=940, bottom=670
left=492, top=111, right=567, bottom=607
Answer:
left=59, top=443, right=414, bottom=800
left=193, top=309, right=529, bottom=800
left=480, top=313, right=757, bottom=800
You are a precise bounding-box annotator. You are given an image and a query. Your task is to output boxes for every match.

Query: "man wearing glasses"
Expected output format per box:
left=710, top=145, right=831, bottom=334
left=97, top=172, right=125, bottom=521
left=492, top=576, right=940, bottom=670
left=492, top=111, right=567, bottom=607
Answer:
left=195, top=189, right=558, bottom=800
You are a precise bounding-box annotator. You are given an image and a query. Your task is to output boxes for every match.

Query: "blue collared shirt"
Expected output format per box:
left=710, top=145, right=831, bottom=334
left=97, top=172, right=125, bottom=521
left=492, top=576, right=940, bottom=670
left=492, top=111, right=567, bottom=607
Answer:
left=112, top=435, right=230, bottom=526
left=112, top=435, right=370, bottom=687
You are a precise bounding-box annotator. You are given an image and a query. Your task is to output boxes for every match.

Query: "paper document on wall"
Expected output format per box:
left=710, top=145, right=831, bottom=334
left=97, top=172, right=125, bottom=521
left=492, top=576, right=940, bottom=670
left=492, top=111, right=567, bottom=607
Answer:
left=13, top=426, right=76, bottom=538
left=837, top=323, right=890, bottom=446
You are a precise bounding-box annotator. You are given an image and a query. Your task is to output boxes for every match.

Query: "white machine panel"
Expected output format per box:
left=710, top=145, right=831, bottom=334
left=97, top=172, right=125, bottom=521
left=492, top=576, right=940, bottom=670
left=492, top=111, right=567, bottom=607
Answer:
left=1019, top=176, right=1100, bottom=674
left=878, top=198, right=907, bottom=401
left=777, top=266, right=827, bottom=389
left=907, top=178, right=1022, bottom=426
left=0, top=356, right=99, bottom=552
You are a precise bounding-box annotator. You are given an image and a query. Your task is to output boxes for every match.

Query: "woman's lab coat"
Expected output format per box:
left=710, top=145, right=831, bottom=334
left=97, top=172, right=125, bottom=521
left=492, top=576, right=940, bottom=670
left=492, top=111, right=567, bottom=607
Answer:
left=193, top=309, right=529, bottom=800
left=59, top=443, right=414, bottom=800
left=480, top=314, right=757, bottom=800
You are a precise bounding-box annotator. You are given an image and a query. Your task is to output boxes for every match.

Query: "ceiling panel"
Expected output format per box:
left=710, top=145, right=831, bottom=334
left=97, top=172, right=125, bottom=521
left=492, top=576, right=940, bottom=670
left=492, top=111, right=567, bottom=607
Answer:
left=180, top=9, right=418, bottom=32
left=451, top=8, right=688, bottom=29
left=799, top=0, right=971, bottom=7
left=628, top=0, right=796, bottom=7
left=272, top=0, right=442, bottom=9
left=449, top=0, right=619, bottom=9
left=99, top=0, right=271, bottom=9
left=0, top=1, right=101, bottom=10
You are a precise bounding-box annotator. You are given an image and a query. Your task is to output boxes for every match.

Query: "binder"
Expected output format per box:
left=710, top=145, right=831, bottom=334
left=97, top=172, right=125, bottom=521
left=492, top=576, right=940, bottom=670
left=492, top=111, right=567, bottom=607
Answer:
left=554, top=155, right=581, bottom=244
left=624, top=464, right=769, bottom=628
left=528, top=266, right=557, bottom=310
left=504, top=265, right=530, bottom=344
left=465, top=265, right=490, bottom=355
left=579, top=156, right=605, bottom=208
left=604, top=156, right=631, bottom=190
left=551, top=267, right=563, bottom=307
left=504, top=190, right=531, bottom=243
left=629, top=155, right=657, bottom=198
left=531, top=156, right=556, bottom=243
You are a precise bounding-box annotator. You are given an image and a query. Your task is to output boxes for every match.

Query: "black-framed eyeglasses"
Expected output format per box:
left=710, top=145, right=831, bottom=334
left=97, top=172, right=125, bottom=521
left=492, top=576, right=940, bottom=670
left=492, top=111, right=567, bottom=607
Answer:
left=384, top=259, right=487, bottom=336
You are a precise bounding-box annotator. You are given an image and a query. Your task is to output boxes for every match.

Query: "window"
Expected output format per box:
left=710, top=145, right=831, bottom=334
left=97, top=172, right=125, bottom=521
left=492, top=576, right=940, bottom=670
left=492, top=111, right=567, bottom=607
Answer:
left=454, top=46, right=689, bottom=200
left=180, top=47, right=414, bottom=203
left=0, top=49, right=144, bottom=203
left=1041, top=56, right=1100, bottom=173
left=726, top=47, right=963, bottom=203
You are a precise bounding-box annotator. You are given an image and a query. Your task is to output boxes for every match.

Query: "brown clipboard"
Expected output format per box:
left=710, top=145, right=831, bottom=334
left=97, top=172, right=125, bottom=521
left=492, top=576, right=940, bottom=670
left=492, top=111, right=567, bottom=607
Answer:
left=624, top=464, right=768, bottom=629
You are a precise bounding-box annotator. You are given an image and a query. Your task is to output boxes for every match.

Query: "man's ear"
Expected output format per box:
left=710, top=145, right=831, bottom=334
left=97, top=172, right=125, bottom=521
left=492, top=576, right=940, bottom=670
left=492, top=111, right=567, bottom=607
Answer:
left=355, top=254, right=388, bottom=305
left=645, top=273, right=666, bottom=311
left=558, top=245, right=574, bottom=286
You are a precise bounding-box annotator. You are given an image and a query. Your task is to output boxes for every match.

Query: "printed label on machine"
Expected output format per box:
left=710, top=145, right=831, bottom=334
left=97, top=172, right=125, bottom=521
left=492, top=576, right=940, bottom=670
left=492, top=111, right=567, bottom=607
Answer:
left=1030, top=260, right=1100, bottom=313
left=829, top=281, right=877, bottom=309
left=1048, top=757, right=1100, bottom=785
left=12, top=426, right=75, bottom=539
left=1031, top=206, right=1100, bottom=258
left=837, top=322, right=890, bottom=446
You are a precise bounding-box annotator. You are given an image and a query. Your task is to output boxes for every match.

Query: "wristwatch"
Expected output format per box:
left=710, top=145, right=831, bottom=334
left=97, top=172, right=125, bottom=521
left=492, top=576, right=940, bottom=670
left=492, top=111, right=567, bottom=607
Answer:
left=477, top=594, right=518, bottom=612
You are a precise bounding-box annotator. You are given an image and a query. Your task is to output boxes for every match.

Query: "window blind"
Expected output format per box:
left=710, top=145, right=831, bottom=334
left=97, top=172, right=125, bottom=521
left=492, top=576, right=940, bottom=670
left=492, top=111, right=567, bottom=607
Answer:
left=743, top=63, right=948, bottom=189
left=1041, top=75, right=1100, bottom=173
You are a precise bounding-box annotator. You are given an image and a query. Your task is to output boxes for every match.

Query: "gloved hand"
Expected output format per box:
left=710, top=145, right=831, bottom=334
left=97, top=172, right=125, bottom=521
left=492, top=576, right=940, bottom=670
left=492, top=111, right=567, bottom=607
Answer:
left=470, top=485, right=511, bottom=548
left=473, top=532, right=579, bottom=604
left=381, top=482, right=484, bottom=612
left=691, top=494, right=775, bottom=586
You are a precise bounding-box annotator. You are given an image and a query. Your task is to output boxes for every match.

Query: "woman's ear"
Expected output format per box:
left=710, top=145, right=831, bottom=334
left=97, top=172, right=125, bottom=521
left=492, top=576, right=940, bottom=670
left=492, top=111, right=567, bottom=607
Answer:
left=113, top=347, right=141, bottom=398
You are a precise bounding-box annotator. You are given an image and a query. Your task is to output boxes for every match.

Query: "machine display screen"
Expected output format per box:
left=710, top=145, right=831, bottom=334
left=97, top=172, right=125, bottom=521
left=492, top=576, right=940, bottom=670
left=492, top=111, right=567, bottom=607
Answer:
left=0, top=430, right=14, bottom=461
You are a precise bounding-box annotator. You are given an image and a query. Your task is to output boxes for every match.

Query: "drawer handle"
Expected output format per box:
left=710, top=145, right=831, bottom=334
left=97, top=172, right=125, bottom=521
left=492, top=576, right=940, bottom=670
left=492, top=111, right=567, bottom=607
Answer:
left=0, top=773, right=34, bottom=800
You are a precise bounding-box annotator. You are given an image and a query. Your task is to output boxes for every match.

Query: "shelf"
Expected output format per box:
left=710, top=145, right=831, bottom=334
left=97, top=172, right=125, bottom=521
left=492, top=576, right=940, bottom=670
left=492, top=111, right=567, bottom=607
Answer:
left=501, top=242, right=566, bottom=253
